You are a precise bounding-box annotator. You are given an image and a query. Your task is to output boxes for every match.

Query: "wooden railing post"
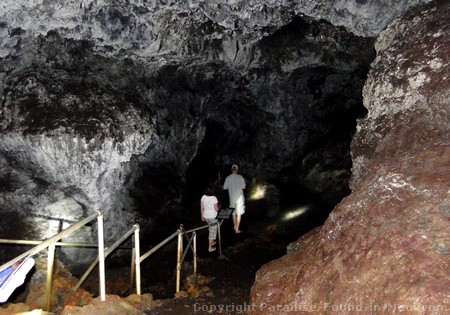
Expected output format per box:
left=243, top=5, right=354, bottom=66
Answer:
left=45, top=244, right=56, bottom=312
left=193, top=232, right=197, bottom=275
left=175, top=226, right=183, bottom=293
left=97, top=211, right=106, bottom=301
left=134, top=224, right=141, bottom=295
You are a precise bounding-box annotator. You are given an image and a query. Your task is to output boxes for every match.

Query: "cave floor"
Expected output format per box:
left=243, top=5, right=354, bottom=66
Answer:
left=140, top=199, right=328, bottom=315
left=77, top=199, right=327, bottom=315
left=143, top=221, right=289, bottom=315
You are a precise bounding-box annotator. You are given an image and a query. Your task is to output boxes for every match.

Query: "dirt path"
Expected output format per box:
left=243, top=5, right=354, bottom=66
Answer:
left=144, top=227, right=288, bottom=315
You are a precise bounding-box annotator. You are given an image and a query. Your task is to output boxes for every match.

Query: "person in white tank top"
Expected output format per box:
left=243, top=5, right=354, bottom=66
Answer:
left=200, top=186, right=220, bottom=252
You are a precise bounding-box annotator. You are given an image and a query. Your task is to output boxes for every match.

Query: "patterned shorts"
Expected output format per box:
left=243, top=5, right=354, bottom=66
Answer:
left=204, top=217, right=218, bottom=240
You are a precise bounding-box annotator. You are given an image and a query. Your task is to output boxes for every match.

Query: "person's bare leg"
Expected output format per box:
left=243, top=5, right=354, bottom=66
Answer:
left=236, top=214, right=241, bottom=232
left=234, top=214, right=242, bottom=233
left=208, top=239, right=216, bottom=252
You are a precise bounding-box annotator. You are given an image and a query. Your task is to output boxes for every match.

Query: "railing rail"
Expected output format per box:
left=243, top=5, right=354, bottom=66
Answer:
left=73, top=224, right=140, bottom=292
left=0, top=212, right=100, bottom=272
left=139, top=230, right=179, bottom=263
left=138, top=220, right=223, bottom=295
left=1, top=212, right=227, bottom=308
left=0, top=239, right=107, bottom=248
left=0, top=211, right=104, bottom=311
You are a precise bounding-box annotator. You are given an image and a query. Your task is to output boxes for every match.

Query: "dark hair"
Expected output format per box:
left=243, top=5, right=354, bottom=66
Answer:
left=204, top=185, right=214, bottom=196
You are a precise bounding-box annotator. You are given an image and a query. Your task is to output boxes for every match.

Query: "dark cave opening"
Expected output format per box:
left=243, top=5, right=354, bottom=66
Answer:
left=182, top=126, right=349, bottom=247
left=183, top=120, right=226, bottom=211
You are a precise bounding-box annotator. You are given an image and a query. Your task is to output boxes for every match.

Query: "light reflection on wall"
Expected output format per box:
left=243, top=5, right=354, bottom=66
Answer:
left=24, top=197, right=85, bottom=240
left=249, top=184, right=267, bottom=200
left=45, top=219, right=62, bottom=239
left=281, top=206, right=309, bottom=221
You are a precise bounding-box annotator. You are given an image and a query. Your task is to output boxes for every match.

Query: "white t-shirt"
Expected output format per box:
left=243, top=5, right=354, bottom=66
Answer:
left=201, top=195, right=218, bottom=219
left=223, top=174, right=246, bottom=204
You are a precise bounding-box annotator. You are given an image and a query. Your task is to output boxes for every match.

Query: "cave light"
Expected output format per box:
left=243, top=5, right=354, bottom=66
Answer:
left=249, top=184, right=267, bottom=200
left=281, top=205, right=309, bottom=221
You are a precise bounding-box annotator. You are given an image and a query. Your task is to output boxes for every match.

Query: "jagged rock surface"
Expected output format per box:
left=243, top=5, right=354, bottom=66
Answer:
left=0, top=0, right=433, bottom=269
left=249, top=1, right=449, bottom=313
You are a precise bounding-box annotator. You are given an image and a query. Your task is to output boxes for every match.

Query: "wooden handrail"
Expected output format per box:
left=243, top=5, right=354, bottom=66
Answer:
left=0, top=239, right=132, bottom=249
left=1, top=214, right=223, bottom=304
left=0, top=211, right=103, bottom=310
left=0, top=212, right=100, bottom=271
left=73, top=225, right=139, bottom=292
left=139, top=230, right=179, bottom=263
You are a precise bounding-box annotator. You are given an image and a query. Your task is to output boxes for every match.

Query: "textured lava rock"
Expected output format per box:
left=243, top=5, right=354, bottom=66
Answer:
left=249, top=1, right=450, bottom=314
left=0, top=0, right=430, bottom=270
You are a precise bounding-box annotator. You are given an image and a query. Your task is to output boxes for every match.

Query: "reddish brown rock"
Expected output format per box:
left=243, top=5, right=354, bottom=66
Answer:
left=61, top=294, right=145, bottom=315
left=249, top=1, right=450, bottom=314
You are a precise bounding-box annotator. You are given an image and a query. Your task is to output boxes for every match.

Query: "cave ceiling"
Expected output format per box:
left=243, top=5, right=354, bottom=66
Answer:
left=0, top=0, right=431, bottom=248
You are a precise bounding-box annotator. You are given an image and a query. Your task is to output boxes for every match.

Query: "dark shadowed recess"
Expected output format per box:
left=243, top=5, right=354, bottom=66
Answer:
left=120, top=15, right=376, bottom=299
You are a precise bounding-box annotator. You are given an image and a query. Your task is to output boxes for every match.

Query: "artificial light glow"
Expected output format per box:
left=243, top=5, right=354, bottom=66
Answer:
left=250, top=184, right=267, bottom=200
left=282, top=206, right=309, bottom=221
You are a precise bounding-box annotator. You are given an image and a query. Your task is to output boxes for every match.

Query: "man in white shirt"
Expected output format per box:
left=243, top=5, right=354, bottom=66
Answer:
left=223, top=164, right=246, bottom=233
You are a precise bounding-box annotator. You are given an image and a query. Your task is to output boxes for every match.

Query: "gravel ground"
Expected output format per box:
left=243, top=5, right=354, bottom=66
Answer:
left=144, top=225, right=288, bottom=315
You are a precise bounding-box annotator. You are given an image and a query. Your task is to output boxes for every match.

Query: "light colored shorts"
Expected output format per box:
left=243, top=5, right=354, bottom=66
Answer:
left=230, top=197, right=245, bottom=215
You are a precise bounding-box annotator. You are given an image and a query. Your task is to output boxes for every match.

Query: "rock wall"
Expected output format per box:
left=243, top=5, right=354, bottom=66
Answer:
left=0, top=0, right=429, bottom=60
left=249, top=1, right=450, bottom=313
left=0, top=0, right=432, bottom=269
